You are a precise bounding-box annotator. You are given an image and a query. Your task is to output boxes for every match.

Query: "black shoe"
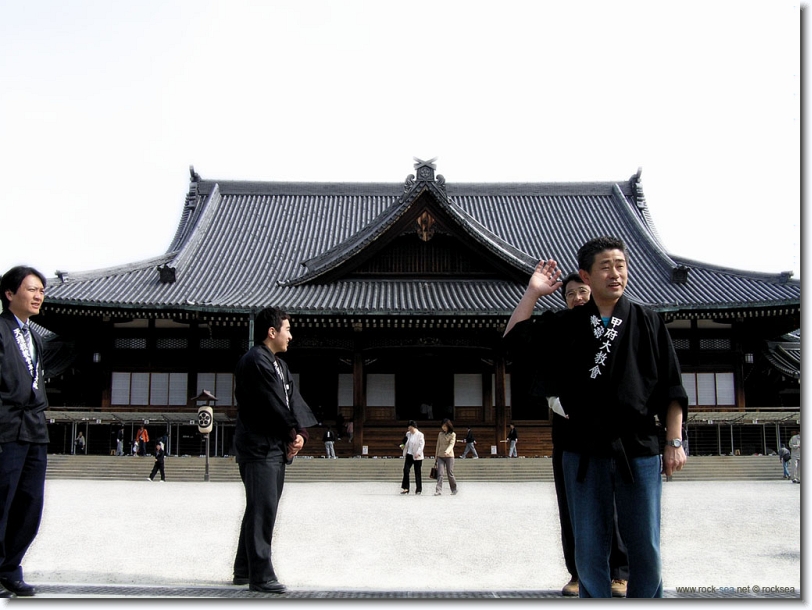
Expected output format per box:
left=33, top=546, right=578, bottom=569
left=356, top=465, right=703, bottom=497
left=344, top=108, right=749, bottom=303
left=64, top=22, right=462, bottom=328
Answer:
left=232, top=576, right=249, bottom=586
left=249, top=580, right=286, bottom=594
left=0, top=587, right=15, bottom=599
left=0, top=578, right=35, bottom=597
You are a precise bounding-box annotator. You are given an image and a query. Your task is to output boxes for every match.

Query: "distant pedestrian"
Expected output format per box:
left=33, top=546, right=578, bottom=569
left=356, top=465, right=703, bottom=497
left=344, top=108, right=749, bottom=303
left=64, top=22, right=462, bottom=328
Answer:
left=434, top=419, right=458, bottom=496
left=148, top=442, right=166, bottom=482
left=507, top=424, right=518, bottom=457
left=74, top=431, right=86, bottom=455
left=131, top=438, right=139, bottom=456
left=460, top=427, right=478, bottom=459
left=115, top=427, right=125, bottom=456
left=778, top=445, right=791, bottom=479
left=400, top=420, right=424, bottom=495
left=789, top=432, right=800, bottom=483
left=346, top=420, right=354, bottom=442
left=323, top=427, right=337, bottom=459
left=136, top=426, right=149, bottom=456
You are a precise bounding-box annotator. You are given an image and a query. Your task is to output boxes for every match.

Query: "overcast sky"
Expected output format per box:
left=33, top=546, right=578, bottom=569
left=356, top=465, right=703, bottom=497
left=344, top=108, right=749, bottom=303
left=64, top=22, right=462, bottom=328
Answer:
left=0, top=1, right=801, bottom=282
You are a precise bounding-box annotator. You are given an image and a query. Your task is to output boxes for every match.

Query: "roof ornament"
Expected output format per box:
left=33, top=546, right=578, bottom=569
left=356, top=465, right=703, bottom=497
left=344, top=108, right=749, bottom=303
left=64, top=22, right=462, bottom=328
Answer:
left=406, top=157, right=446, bottom=192
left=630, top=167, right=646, bottom=209
left=157, top=264, right=177, bottom=284
left=190, top=165, right=201, bottom=182
left=416, top=210, right=436, bottom=242
left=671, top=265, right=689, bottom=284
left=413, top=157, right=437, bottom=182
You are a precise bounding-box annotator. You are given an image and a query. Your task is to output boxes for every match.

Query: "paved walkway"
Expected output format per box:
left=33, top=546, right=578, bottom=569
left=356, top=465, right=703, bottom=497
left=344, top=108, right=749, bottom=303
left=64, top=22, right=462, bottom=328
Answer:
left=16, top=477, right=802, bottom=600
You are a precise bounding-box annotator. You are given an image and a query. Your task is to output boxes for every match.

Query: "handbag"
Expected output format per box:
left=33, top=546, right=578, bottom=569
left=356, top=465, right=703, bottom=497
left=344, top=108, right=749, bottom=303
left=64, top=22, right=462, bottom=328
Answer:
left=429, top=464, right=438, bottom=479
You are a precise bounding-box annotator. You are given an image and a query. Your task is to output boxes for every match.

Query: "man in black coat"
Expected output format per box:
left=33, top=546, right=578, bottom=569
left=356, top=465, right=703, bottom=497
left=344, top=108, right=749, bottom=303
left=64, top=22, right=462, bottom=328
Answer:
left=231, top=307, right=316, bottom=594
left=0, top=266, right=50, bottom=598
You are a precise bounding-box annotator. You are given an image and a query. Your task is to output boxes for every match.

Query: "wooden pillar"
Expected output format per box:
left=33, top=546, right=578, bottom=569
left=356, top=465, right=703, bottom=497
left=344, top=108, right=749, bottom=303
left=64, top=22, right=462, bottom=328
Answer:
left=494, top=352, right=507, bottom=457
left=352, top=349, right=365, bottom=456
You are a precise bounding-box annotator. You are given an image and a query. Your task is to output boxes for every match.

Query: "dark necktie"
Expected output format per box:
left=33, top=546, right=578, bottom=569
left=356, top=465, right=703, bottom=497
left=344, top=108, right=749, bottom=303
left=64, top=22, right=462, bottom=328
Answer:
left=20, top=324, right=35, bottom=366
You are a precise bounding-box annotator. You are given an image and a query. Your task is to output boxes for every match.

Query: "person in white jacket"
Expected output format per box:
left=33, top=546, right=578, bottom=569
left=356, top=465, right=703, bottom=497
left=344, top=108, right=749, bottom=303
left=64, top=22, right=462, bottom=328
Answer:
left=400, top=420, right=425, bottom=495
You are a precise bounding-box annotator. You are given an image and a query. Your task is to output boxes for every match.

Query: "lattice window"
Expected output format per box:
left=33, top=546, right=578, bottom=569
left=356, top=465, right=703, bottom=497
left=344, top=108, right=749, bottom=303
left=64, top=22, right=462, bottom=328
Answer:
left=115, top=338, right=147, bottom=350
left=156, top=338, right=188, bottom=350
left=699, top=338, right=731, bottom=351
left=200, top=338, right=230, bottom=350
left=672, top=338, right=690, bottom=350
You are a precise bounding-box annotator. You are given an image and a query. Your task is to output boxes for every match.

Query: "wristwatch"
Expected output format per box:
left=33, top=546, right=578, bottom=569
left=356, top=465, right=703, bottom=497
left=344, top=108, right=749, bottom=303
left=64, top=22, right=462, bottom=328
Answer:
left=665, top=438, right=683, bottom=448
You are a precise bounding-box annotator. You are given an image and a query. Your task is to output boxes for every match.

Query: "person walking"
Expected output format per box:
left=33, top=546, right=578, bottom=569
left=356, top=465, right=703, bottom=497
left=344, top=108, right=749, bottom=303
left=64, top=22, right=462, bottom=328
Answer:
left=400, top=421, right=424, bottom=495
left=459, top=427, right=478, bottom=459
left=0, top=265, right=51, bottom=598
left=231, top=307, right=317, bottom=594
left=507, top=424, right=518, bottom=457
left=148, top=441, right=166, bottom=482
left=434, top=419, right=458, bottom=496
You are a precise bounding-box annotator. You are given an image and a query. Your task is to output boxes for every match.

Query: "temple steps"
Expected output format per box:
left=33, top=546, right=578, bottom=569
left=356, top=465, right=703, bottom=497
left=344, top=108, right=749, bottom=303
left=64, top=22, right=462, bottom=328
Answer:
left=44, top=454, right=784, bottom=483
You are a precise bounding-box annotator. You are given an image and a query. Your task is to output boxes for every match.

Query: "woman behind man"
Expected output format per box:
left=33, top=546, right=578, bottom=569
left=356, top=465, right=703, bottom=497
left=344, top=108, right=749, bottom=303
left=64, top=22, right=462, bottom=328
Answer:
left=434, top=419, right=458, bottom=496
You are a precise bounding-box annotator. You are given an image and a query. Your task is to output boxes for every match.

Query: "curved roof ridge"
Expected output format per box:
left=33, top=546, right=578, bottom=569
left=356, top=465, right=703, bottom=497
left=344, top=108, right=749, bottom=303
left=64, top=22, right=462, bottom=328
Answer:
left=281, top=194, right=414, bottom=285
left=48, top=253, right=176, bottom=283
left=669, top=254, right=798, bottom=284
left=610, top=183, right=679, bottom=277
left=170, top=184, right=224, bottom=273
left=440, top=195, right=536, bottom=271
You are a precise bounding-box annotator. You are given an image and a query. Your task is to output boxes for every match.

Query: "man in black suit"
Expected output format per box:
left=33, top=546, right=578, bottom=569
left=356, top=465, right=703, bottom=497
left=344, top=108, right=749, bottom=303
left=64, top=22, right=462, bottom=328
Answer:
left=0, top=266, right=50, bottom=598
left=232, top=307, right=316, bottom=594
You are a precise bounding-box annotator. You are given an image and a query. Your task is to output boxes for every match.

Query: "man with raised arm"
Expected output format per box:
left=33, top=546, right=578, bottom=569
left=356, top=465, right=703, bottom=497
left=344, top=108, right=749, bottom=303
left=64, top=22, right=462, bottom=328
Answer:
left=504, top=237, right=687, bottom=598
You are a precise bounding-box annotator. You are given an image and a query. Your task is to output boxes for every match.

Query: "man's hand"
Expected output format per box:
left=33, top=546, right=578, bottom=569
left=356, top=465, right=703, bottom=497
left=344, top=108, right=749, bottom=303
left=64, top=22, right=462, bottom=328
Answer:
left=528, top=259, right=564, bottom=298
left=663, top=445, right=686, bottom=477
left=286, top=434, right=305, bottom=460
left=663, top=401, right=686, bottom=477
left=504, top=259, right=564, bottom=337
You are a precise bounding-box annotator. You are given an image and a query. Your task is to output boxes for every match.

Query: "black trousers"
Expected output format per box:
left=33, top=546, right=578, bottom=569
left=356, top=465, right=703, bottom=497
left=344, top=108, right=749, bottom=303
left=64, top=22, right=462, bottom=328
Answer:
left=233, top=457, right=286, bottom=584
left=149, top=461, right=165, bottom=481
left=0, top=442, right=47, bottom=581
left=401, top=454, right=422, bottom=493
left=553, top=447, right=629, bottom=581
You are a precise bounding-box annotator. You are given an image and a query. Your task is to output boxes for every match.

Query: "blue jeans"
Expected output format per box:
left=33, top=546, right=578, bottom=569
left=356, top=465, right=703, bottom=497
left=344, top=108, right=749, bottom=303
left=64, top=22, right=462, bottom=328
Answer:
left=562, top=451, right=663, bottom=598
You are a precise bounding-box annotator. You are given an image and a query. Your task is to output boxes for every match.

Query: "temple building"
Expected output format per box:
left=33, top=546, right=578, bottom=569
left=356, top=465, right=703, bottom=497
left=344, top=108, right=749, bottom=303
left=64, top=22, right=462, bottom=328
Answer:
left=36, top=159, right=800, bottom=458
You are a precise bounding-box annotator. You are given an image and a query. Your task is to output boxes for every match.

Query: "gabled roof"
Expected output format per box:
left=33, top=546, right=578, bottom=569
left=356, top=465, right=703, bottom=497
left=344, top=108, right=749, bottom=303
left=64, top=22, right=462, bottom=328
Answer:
left=284, top=160, right=536, bottom=286
left=41, top=162, right=801, bottom=321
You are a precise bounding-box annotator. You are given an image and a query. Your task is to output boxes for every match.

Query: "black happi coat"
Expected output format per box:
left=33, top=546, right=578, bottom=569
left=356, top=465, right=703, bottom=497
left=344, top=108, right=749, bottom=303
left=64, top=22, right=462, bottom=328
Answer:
left=233, top=344, right=317, bottom=463
left=506, top=295, right=687, bottom=460
left=0, top=310, right=49, bottom=444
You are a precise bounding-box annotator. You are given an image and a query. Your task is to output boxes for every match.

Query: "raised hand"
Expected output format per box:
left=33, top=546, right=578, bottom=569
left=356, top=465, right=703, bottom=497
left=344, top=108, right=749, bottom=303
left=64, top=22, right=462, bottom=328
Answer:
left=527, top=259, right=563, bottom=297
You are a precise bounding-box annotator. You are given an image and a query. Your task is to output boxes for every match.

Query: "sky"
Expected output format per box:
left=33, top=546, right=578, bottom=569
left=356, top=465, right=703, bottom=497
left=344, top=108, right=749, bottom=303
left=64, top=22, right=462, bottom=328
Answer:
left=0, top=0, right=802, bottom=282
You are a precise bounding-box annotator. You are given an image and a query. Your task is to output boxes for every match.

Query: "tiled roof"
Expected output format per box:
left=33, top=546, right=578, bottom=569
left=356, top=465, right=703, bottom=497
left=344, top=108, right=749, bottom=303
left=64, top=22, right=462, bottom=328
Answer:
left=764, top=332, right=801, bottom=380
left=42, top=166, right=800, bottom=319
